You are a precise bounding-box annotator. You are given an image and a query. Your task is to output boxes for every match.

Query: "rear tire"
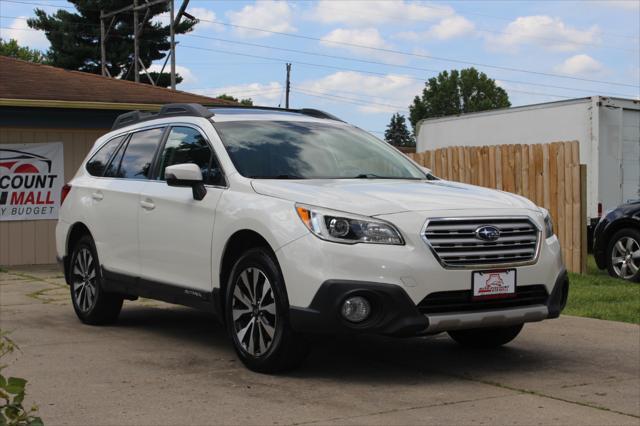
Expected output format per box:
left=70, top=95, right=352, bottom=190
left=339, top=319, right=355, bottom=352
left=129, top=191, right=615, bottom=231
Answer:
left=69, top=235, right=123, bottom=325
left=606, top=228, right=640, bottom=282
left=448, top=324, right=523, bottom=348
left=225, top=247, right=309, bottom=373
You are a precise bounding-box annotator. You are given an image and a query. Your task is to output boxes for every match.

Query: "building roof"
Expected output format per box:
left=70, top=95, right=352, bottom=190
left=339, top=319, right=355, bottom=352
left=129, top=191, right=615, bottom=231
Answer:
left=0, top=56, right=231, bottom=110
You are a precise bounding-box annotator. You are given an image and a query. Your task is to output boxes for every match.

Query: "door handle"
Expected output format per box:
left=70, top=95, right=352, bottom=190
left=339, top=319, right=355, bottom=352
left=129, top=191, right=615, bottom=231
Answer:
left=91, top=191, right=103, bottom=201
left=140, top=199, right=155, bottom=211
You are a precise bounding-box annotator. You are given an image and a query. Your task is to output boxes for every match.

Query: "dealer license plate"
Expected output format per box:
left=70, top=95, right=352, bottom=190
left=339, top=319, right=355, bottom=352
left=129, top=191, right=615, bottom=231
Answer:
left=472, top=269, right=516, bottom=300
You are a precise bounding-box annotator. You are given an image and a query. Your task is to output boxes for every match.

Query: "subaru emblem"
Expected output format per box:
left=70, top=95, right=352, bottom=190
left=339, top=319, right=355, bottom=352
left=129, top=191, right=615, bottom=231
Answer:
left=475, top=226, right=500, bottom=241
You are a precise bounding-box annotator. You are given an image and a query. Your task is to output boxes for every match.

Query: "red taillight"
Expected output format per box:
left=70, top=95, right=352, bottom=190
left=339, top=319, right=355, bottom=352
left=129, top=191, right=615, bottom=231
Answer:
left=61, top=184, right=72, bottom=205
left=597, top=202, right=602, bottom=218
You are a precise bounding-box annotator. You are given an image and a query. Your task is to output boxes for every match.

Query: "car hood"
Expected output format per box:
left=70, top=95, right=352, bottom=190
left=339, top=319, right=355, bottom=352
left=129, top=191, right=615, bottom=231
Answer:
left=251, top=179, right=539, bottom=216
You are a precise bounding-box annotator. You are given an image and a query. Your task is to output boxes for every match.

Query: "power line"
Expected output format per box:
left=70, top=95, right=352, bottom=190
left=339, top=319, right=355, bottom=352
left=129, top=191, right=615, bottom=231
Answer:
left=312, top=1, right=640, bottom=43
left=0, top=23, right=634, bottom=99
left=292, top=88, right=411, bottom=113
left=183, top=32, right=638, bottom=97
left=2, top=0, right=637, bottom=87
left=188, top=20, right=638, bottom=88
left=4, top=0, right=637, bottom=43
left=176, top=44, right=588, bottom=101
left=293, top=86, right=410, bottom=110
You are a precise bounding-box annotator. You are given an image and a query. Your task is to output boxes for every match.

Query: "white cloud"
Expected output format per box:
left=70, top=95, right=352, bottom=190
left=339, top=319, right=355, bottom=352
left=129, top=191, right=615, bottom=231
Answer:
left=394, top=15, right=475, bottom=41
left=190, top=8, right=224, bottom=31
left=227, top=1, right=295, bottom=38
left=428, top=16, right=475, bottom=40
left=310, top=0, right=453, bottom=26
left=299, top=71, right=421, bottom=114
left=486, top=15, right=601, bottom=52
left=319, top=28, right=406, bottom=62
left=0, top=17, right=49, bottom=50
left=554, top=54, right=604, bottom=76
left=147, top=64, right=197, bottom=85
left=197, top=82, right=283, bottom=106
left=320, top=28, right=390, bottom=50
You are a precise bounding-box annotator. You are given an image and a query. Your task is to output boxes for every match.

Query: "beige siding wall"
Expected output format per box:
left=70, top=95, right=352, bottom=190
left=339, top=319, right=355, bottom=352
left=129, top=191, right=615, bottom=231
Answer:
left=0, top=127, right=107, bottom=266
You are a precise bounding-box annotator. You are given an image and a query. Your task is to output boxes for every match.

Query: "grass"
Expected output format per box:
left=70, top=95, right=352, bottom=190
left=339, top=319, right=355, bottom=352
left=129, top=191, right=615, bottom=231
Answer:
left=565, top=256, right=640, bottom=324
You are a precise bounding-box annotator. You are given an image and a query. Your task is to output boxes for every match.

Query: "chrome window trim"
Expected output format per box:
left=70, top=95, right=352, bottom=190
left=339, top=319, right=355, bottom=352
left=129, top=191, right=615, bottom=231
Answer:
left=420, top=216, right=542, bottom=270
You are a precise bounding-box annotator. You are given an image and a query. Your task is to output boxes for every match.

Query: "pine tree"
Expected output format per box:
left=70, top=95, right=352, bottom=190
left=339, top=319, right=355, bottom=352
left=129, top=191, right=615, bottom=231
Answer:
left=384, top=113, right=415, bottom=147
left=28, top=0, right=196, bottom=87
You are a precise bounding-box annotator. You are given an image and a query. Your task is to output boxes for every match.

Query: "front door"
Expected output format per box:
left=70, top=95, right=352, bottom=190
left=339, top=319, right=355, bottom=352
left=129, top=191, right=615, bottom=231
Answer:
left=138, top=125, right=225, bottom=293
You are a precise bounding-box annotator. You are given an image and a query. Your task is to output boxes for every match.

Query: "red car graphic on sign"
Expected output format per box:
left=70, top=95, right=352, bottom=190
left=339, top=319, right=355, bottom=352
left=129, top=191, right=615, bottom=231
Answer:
left=0, top=149, right=52, bottom=174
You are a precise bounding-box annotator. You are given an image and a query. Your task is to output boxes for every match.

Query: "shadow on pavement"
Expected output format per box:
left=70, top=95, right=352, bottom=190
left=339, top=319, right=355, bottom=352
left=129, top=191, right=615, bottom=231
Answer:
left=114, top=303, right=562, bottom=383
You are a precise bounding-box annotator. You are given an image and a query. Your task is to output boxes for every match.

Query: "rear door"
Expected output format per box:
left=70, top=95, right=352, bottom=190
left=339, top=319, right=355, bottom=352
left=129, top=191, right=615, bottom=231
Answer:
left=89, top=127, right=165, bottom=277
left=138, top=125, right=225, bottom=293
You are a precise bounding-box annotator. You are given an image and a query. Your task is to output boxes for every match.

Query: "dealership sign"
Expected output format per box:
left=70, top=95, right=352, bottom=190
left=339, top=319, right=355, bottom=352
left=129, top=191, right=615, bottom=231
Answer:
left=0, top=143, right=64, bottom=221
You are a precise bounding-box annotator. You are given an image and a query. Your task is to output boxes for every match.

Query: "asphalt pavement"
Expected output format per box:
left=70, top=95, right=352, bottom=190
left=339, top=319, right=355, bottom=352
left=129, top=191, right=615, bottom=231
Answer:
left=1, top=265, right=638, bottom=425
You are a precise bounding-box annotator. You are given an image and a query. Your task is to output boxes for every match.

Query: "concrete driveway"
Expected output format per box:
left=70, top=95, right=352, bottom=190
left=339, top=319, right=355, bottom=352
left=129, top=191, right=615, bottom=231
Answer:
left=1, top=265, right=638, bottom=425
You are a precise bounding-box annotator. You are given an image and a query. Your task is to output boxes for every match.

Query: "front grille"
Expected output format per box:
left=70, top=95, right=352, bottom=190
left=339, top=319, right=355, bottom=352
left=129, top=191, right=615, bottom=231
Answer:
left=418, top=285, right=548, bottom=314
left=423, top=217, right=539, bottom=268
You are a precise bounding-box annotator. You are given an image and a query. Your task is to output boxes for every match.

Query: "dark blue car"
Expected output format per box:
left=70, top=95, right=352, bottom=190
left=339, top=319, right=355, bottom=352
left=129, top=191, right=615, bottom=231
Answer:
left=593, top=200, right=640, bottom=282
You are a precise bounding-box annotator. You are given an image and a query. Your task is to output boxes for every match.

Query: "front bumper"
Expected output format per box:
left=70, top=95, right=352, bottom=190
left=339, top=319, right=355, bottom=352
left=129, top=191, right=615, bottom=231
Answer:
left=289, top=269, right=568, bottom=336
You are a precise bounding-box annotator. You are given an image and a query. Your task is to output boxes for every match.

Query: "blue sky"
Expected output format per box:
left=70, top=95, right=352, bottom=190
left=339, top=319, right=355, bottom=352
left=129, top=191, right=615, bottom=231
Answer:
left=1, top=0, right=639, bottom=135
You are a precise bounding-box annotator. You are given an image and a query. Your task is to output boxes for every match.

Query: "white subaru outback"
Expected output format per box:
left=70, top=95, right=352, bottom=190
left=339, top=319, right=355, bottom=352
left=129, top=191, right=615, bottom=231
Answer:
left=56, top=104, right=568, bottom=373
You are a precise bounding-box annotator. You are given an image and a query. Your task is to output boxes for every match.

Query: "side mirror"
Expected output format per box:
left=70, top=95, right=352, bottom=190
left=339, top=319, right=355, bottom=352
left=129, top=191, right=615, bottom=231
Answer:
left=165, top=163, right=207, bottom=201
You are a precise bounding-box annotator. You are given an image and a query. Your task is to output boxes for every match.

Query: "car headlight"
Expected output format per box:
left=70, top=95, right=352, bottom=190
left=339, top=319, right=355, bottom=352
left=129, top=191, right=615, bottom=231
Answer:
left=295, top=204, right=404, bottom=245
left=543, top=211, right=554, bottom=238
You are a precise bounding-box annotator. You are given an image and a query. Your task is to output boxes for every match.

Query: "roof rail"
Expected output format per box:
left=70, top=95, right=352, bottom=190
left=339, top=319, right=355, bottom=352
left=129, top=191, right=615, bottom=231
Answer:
left=112, top=103, right=343, bottom=130
left=208, top=105, right=343, bottom=121
left=111, top=110, right=154, bottom=130
left=298, top=108, right=344, bottom=122
left=111, top=103, right=215, bottom=130
left=159, top=103, right=215, bottom=118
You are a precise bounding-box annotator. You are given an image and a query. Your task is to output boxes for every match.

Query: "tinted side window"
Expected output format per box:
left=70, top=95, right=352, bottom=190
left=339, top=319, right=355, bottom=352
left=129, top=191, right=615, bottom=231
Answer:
left=157, top=127, right=223, bottom=185
left=118, top=128, right=164, bottom=179
left=103, top=141, right=126, bottom=178
left=86, top=136, right=123, bottom=176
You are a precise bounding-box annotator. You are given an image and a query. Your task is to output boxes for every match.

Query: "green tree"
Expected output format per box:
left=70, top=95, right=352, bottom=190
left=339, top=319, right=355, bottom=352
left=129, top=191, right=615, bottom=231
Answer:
left=0, top=38, right=49, bottom=63
left=409, top=67, right=510, bottom=131
left=28, top=0, right=196, bottom=87
left=216, top=94, right=253, bottom=106
left=384, top=113, right=415, bottom=147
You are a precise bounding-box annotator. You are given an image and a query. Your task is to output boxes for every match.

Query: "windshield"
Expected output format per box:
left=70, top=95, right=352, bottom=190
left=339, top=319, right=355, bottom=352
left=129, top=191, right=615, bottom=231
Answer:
left=214, top=120, right=425, bottom=180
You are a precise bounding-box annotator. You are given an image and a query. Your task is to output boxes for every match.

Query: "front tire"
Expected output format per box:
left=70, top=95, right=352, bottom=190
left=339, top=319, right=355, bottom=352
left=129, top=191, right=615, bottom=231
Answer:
left=69, top=235, right=123, bottom=325
left=448, top=324, right=524, bottom=348
left=606, top=228, right=640, bottom=282
left=225, top=247, right=309, bottom=373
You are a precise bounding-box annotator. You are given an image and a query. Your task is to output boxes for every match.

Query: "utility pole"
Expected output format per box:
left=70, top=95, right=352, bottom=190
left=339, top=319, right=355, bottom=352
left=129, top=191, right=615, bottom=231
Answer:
left=169, top=0, right=176, bottom=90
left=285, top=63, right=291, bottom=109
left=100, top=10, right=106, bottom=76
left=133, top=0, right=139, bottom=82
left=100, top=0, right=189, bottom=88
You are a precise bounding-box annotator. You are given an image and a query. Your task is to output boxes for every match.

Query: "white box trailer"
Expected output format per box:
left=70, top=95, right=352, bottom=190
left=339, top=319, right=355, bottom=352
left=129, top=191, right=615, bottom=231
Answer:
left=416, top=96, right=640, bottom=229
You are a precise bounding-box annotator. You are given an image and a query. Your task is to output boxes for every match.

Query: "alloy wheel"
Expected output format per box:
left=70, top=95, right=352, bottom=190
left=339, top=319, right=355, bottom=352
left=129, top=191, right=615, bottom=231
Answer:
left=611, top=236, right=640, bottom=279
left=232, top=267, right=278, bottom=357
left=72, top=247, right=97, bottom=312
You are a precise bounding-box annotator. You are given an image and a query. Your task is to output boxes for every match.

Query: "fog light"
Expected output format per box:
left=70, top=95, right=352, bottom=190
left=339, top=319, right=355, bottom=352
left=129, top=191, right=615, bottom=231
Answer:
left=341, top=296, right=371, bottom=323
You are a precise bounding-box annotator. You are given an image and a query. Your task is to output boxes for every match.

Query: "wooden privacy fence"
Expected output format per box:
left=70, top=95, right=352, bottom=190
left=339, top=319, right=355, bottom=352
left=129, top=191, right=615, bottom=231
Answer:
left=408, top=141, right=586, bottom=274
